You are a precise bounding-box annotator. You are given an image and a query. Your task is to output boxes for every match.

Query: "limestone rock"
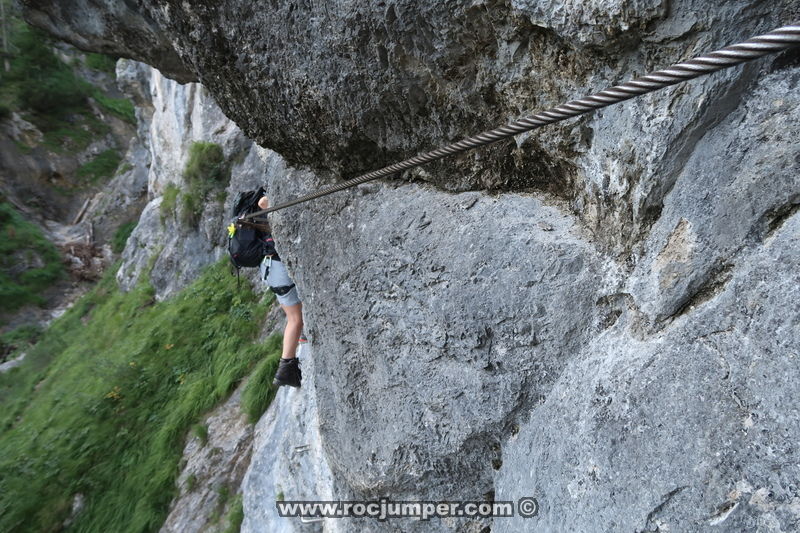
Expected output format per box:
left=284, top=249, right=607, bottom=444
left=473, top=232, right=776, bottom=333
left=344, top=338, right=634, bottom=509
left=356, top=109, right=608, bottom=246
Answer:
left=21, top=0, right=195, bottom=83
left=20, top=1, right=800, bottom=532
left=160, top=385, right=254, bottom=533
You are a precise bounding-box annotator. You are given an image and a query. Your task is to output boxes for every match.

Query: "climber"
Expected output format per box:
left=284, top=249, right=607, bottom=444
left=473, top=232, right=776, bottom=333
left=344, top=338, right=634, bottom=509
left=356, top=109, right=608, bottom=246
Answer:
left=257, top=194, right=303, bottom=388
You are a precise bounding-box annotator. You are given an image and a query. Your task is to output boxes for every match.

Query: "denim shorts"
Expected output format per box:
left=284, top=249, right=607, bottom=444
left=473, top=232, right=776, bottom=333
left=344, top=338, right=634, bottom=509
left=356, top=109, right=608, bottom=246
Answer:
left=260, top=256, right=301, bottom=307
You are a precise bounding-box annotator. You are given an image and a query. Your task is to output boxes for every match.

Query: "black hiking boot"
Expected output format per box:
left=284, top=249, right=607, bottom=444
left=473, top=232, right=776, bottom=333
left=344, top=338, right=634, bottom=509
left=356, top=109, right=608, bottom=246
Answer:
left=273, top=357, right=301, bottom=388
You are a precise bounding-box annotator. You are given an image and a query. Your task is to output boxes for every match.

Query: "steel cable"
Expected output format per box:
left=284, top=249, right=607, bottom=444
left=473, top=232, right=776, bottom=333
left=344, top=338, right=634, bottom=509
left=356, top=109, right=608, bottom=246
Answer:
left=246, top=22, right=800, bottom=219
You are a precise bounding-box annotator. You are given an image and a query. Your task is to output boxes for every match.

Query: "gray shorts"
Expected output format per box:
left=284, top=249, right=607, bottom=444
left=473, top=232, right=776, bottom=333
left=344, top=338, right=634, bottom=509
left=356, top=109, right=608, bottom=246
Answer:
left=260, top=256, right=301, bottom=307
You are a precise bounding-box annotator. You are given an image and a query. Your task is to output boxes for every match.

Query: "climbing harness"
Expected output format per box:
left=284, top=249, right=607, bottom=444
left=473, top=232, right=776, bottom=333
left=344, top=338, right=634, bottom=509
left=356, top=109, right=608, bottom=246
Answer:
left=243, top=22, right=800, bottom=220
left=259, top=255, right=296, bottom=296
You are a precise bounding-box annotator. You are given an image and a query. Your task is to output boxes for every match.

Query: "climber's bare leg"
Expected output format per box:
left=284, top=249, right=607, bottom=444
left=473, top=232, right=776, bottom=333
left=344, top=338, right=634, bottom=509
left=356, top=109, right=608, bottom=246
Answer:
left=281, top=302, right=303, bottom=360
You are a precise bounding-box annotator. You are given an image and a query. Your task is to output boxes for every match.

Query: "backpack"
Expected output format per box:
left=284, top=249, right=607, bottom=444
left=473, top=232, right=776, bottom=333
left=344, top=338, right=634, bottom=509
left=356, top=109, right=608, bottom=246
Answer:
left=228, top=187, right=276, bottom=274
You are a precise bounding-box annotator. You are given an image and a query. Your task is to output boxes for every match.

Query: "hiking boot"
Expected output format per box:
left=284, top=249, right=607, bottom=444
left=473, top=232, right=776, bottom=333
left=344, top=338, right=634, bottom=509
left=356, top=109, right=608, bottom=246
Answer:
left=273, top=357, right=301, bottom=388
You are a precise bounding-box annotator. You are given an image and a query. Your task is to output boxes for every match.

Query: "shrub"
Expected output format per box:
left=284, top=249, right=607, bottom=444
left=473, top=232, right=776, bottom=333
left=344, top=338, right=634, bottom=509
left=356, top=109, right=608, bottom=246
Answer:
left=0, top=202, right=64, bottom=317
left=3, top=21, right=114, bottom=153
left=160, top=184, right=180, bottom=223
left=0, top=325, right=43, bottom=360
left=179, top=191, right=202, bottom=228
left=38, top=111, right=110, bottom=153
left=191, top=423, right=209, bottom=446
left=111, top=221, right=137, bottom=254
left=179, top=142, right=228, bottom=227
left=10, top=26, right=89, bottom=114
left=0, top=103, right=10, bottom=121
left=92, top=90, right=136, bottom=124
left=85, top=53, right=118, bottom=74
left=222, top=495, right=244, bottom=533
left=184, top=142, right=226, bottom=184
left=76, top=149, right=122, bottom=185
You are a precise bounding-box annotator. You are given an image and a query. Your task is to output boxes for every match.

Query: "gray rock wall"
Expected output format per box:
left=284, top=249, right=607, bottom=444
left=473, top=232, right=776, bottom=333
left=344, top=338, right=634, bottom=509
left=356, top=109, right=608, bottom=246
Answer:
left=22, top=0, right=800, bottom=257
left=21, top=1, right=800, bottom=531
left=241, top=341, right=338, bottom=533
left=115, top=61, right=268, bottom=299
left=255, top=27, right=800, bottom=533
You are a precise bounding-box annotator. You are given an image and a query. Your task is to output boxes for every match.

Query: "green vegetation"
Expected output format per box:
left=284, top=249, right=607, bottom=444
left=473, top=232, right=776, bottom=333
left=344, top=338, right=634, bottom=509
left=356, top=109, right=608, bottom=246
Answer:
left=38, top=112, right=111, bottom=154
left=76, top=148, right=122, bottom=185
left=0, top=103, right=10, bottom=121
left=0, top=324, right=42, bottom=360
left=185, top=473, right=198, bottom=493
left=0, top=202, right=64, bottom=318
left=0, top=14, right=134, bottom=153
left=192, top=423, right=209, bottom=446
left=180, top=190, right=203, bottom=225
left=111, top=221, right=137, bottom=254
left=92, top=89, right=136, bottom=124
left=241, top=334, right=283, bottom=423
left=85, top=52, right=118, bottom=74
left=8, top=26, right=90, bottom=114
left=0, top=261, right=281, bottom=532
left=209, top=482, right=238, bottom=525
left=216, top=483, right=231, bottom=509
left=222, top=494, right=245, bottom=533
left=4, top=23, right=112, bottom=154
left=180, top=142, right=228, bottom=228
left=184, top=142, right=227, bottom=184
left=160, top=184, right=180, bottom=223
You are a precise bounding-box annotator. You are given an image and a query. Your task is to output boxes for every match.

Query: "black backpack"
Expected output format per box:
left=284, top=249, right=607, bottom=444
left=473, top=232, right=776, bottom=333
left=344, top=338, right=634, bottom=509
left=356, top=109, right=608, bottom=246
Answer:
left=228, top=187, right=276, bottom=273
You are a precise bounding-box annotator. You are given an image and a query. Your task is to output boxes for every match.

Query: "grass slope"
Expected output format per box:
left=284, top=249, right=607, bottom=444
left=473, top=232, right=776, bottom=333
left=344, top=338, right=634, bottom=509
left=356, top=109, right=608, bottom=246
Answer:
left=0, top=260, right=281, bottom=532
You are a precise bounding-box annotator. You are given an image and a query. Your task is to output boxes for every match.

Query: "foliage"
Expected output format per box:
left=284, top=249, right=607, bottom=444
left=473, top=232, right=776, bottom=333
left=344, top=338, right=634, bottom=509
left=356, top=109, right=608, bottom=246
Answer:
left=179, top=142, right=228, bottom=228
left=93, top=89, right=136, bottom=124
left=85, top=52, right=118, bottom=74
left=38, top=111, right=111, bottom=154
left=0, top=202, right=64, bottom=318
left=76, top=149, right=122, bottom=185
left=111, top=221, right=137, bottom=254
left=0, top=324, right=43, bottom=360
left=179, top=191, right=203, bottom=228
left=191, top=423, right=209, bottom=446
left=0, top=261, right=281, bottom=532
left=160, top=184, right=180, bottom=223
left=222, top=494, right=245, bottom=533
left=8, top=26, right=90, bottom=114
left=241, top=333, right=282, bottom=423
left=0, top=14, right=134, bottom=153
left=0, top=103, right=10, bottom=121
left=184, top=142, right=227, bottom=184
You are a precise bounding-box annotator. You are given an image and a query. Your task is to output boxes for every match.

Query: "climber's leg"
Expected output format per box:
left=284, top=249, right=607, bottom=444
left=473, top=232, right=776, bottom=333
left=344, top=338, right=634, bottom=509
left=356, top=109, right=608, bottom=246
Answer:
left=281, top=302, right=303, bottom=360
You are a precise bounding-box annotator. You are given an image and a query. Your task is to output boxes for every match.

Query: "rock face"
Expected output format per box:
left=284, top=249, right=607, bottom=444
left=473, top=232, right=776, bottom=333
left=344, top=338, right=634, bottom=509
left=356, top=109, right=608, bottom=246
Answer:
left=241, top=341, right=337, bottom=533
left=21, top=0, right=195, bottom=83
left=21, top=0, right=800, bottom=255
left=160, top=384, right=254, bottom=533
left=114, top=60, right=268, bottom=299
left=23, top=1, right=800, bottom=532
left=0, top=45, right=141, bottom=329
